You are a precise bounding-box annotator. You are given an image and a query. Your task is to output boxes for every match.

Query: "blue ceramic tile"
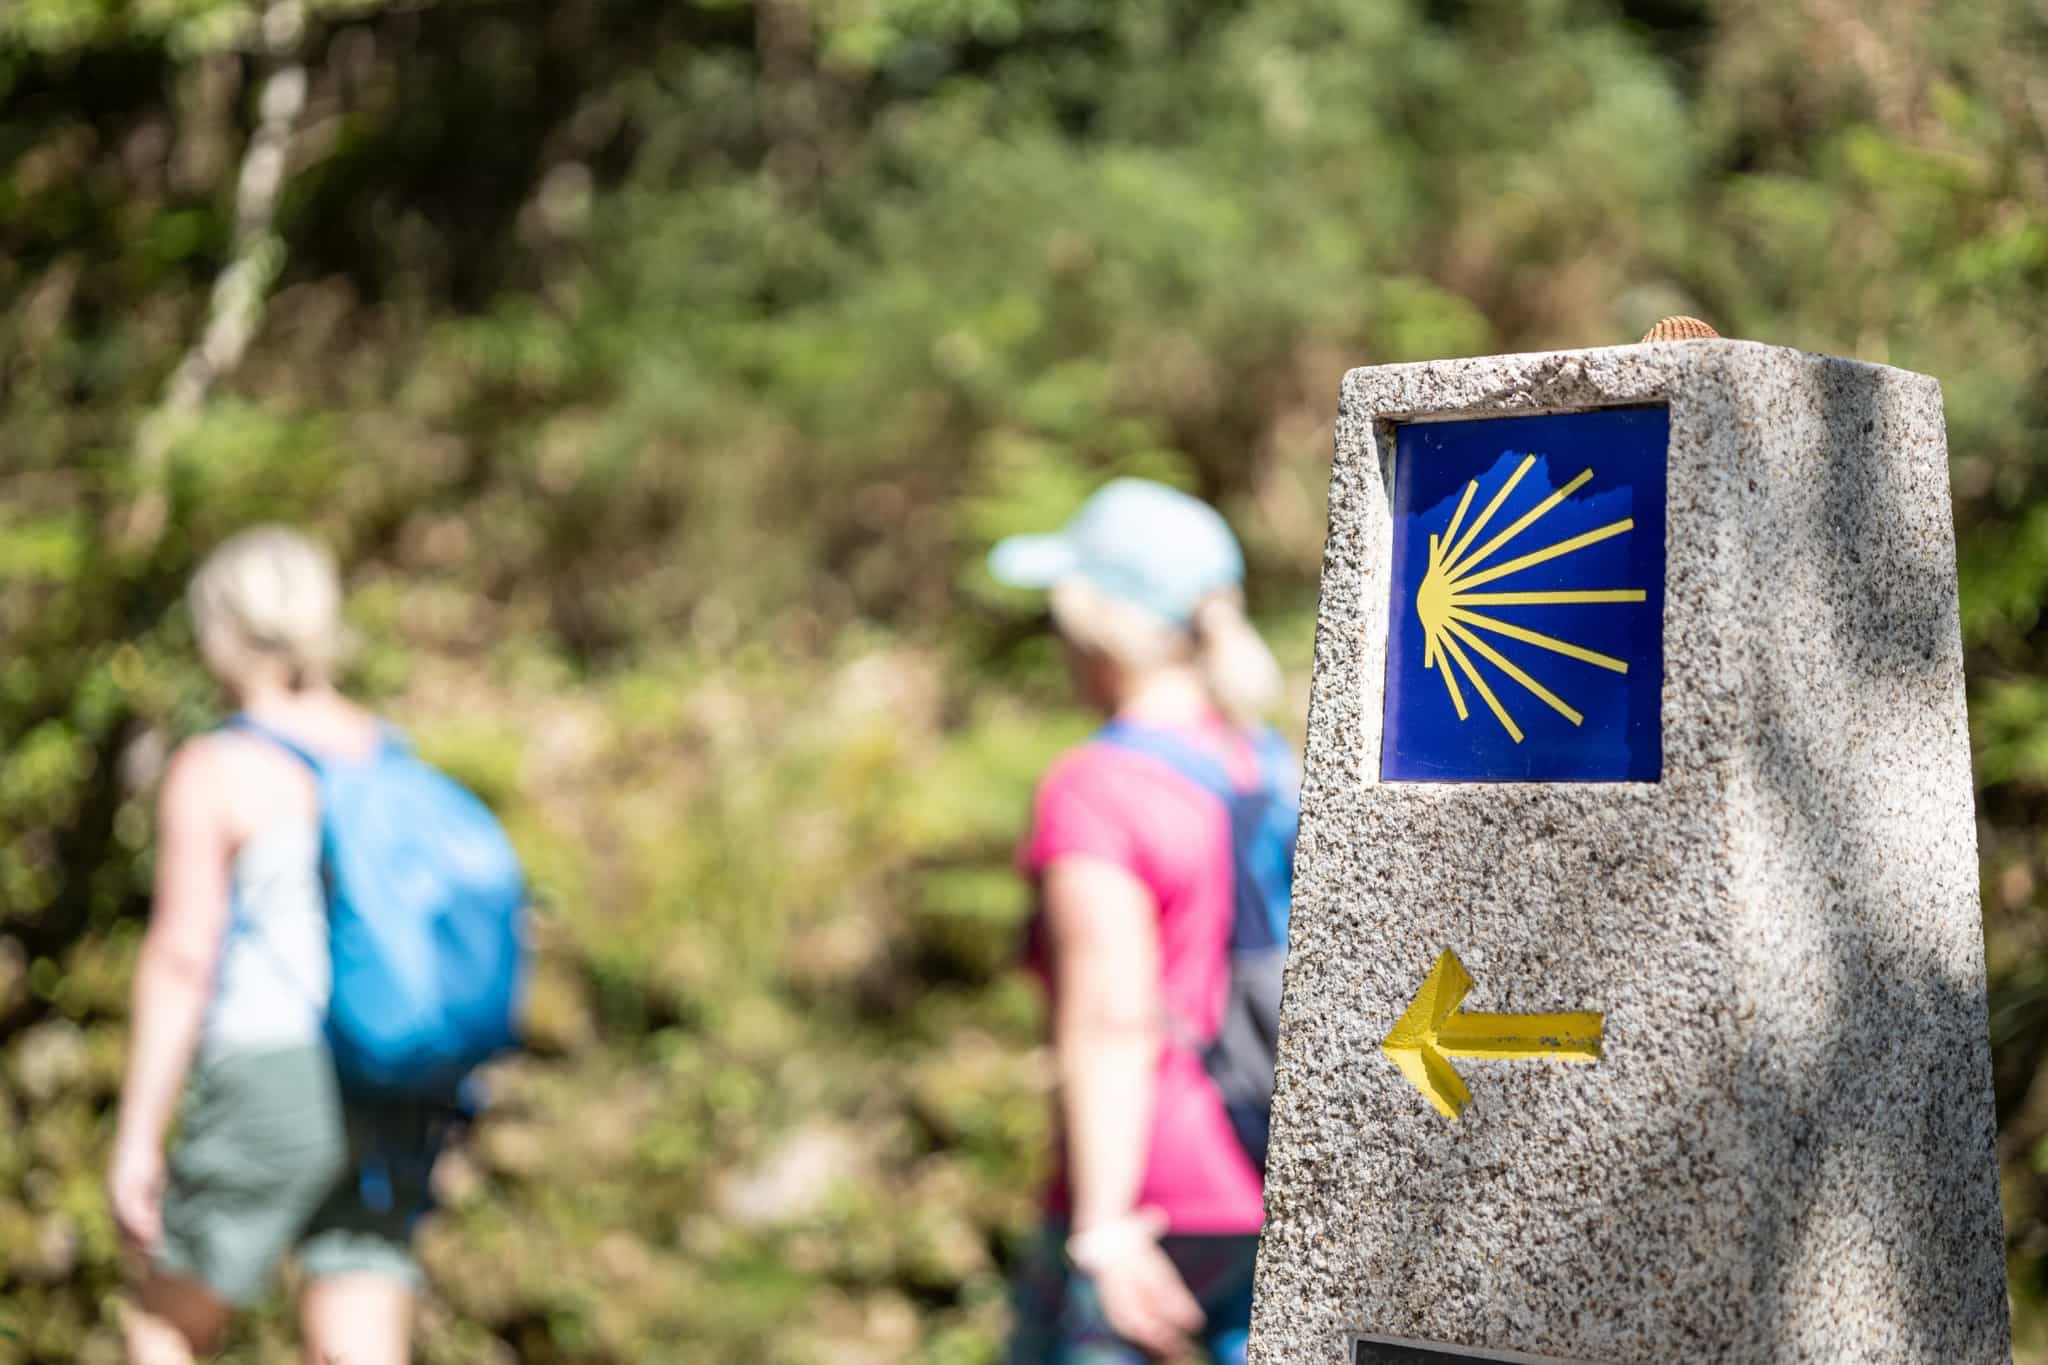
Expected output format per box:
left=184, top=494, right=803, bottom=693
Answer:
left=1381, top=407, right=1668, bottom=782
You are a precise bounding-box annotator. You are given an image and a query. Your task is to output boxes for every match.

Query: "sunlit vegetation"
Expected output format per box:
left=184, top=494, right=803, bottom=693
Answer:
left=3, top=0, right=2047, bottom=1359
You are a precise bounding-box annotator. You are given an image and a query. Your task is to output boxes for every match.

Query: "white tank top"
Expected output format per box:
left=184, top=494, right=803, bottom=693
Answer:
left=199, top=822, right=330, bottom=1059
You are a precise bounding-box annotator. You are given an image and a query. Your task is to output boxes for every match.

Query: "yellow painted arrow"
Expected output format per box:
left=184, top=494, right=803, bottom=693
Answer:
left=1381, top=949, right=1603, bottom=1119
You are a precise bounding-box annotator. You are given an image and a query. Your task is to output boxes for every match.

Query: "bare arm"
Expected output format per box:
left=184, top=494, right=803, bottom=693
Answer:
left=1044, top=855, right=1165, bottom=1232
left=1042, top=855, right=1203, bottom=1353
left=110, top=743, right=235, bottom=1246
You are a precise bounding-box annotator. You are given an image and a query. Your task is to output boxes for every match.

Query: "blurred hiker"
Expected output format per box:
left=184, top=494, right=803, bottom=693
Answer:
left=109, top=527, right=527, bottom=1365
left=992, top=480, right=1299, bottom=1364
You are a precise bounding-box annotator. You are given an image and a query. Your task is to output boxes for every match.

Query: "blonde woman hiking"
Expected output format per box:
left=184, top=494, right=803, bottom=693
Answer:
left=109, top=526, right=526, bottom=1364
left=992, top=480, right=1299, bottom=1363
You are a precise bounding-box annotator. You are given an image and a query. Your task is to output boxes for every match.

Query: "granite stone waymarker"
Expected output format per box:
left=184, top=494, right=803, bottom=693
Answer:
left=1249, top=338, right=2011, bottom=1365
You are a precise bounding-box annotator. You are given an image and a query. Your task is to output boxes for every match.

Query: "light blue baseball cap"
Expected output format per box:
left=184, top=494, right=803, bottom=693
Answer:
left=988, top=478, right=1245, bottom=626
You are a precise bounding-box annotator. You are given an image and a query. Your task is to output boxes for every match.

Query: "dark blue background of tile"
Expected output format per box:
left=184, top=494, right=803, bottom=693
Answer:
left=1380, top=406, right=1668, bottom=782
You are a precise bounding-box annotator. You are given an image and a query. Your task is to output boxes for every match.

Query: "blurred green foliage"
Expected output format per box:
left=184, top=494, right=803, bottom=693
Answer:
left=3, top=0, right=2048, bottom=1359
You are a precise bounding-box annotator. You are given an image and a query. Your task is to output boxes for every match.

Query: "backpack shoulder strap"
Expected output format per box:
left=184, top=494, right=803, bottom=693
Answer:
left=1095, top=721, right=1236, bottom=800
left=222, top=714, right=325, bottom=775
left=1250, top=727, right=1300, bottom=806
left=223, top=715, right=410, bottom=772
left=215, top=716, right=332, bottom=1020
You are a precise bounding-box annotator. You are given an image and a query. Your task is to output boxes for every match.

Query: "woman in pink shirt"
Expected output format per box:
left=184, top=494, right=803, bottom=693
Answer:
left=991, top=480, right=1294, bottom=1363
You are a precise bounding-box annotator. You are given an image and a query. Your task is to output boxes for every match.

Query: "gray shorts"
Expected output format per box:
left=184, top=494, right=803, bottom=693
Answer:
left=156, top=1044, right=428, bottom=1306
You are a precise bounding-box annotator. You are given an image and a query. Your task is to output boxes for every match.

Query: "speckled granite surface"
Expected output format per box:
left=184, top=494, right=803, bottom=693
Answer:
left=1249, top=342, right=2009, bottom=1365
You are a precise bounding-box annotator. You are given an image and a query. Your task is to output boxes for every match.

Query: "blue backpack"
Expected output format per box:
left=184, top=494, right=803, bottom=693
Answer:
left=230, top=717, right=528, bottom=1101
left=1098, top=722, right=1299, bottom=1172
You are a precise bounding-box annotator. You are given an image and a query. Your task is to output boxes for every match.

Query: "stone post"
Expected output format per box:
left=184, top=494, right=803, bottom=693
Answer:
left=1249, top=340, right=2010, bottom=1364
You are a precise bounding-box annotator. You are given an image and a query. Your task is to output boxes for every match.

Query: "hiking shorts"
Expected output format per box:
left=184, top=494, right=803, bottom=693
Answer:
left=1007, top=1220, right=1259, bottom=1364
left=156, top=1044, right=429, bottom=1306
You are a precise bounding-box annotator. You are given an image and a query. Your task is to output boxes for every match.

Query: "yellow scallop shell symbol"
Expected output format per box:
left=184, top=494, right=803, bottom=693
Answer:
left=1416, top=455, right=1646, bottom=744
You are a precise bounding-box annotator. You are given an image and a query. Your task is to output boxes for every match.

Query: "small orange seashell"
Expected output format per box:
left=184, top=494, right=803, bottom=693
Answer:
left=1640, top=315, right=1721, bottom=342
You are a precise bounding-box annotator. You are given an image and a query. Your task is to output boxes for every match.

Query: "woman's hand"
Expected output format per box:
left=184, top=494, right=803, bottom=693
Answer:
left=1069, top=1209, right=1204, bottom=1358
left=107, top=1137, right=167, bottom=1258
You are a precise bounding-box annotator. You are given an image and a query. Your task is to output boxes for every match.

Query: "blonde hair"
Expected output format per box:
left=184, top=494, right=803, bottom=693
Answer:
left=1050, top=579, right=1282, bottom=727
left=188, top=526, right=346, bottom=691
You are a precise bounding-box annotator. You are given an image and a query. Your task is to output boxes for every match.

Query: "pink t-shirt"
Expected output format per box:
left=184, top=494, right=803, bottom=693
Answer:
left=1021, top=716, right=1268, bottom=1234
